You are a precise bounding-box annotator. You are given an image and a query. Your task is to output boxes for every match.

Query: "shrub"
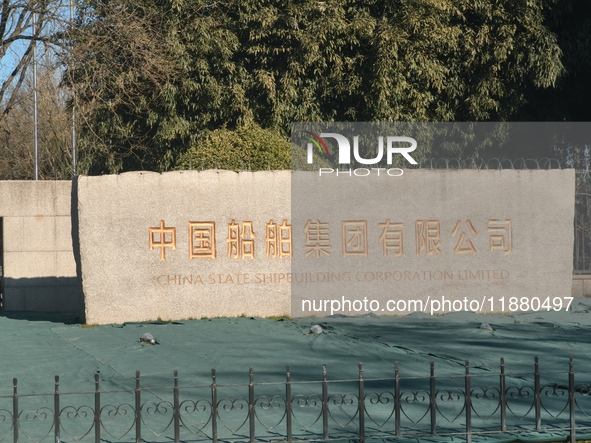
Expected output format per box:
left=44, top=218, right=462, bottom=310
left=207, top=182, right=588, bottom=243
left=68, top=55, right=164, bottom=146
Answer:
left=176, top=124, right=292, bottom=171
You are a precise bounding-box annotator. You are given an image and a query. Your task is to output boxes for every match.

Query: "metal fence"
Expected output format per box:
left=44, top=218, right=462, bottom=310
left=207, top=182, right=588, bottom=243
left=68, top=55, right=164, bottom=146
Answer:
left=575, top=168, right=591, bottom=272
left=3, top=358, right=591, bottom=443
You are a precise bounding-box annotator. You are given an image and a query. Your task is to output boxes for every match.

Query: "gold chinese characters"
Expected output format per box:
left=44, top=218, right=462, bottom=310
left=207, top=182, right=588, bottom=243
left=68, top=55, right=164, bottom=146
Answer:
left=149, top=219, right=293, bottom=261
left=148, top=218, right=513, bottom=261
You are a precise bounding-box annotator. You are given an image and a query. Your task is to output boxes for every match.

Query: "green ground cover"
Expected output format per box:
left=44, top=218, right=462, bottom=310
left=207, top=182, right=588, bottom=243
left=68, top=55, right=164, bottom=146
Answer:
left=2, top=300, right=591, bottom=442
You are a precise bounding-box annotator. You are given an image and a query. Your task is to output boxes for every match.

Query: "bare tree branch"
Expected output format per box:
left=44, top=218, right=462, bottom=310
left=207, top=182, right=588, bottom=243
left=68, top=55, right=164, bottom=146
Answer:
left=0, top=0, right=67, bottom=124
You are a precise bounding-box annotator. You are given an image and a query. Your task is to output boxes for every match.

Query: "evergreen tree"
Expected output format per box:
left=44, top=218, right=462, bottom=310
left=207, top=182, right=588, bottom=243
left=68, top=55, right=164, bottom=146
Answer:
left=66, top=0, right=569, bottom=173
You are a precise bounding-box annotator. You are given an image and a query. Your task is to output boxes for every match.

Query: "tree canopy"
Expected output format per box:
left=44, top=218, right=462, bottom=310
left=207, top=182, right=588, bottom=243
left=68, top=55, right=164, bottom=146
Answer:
left=2, top=0, right=589, bottom=176
left=62, top=0, right=577, bottom=174
left=0, top=0, right=76, bottom=179
left=1, top=0, right=67, bottom=121
left=519, top=1, right=591, bottom=122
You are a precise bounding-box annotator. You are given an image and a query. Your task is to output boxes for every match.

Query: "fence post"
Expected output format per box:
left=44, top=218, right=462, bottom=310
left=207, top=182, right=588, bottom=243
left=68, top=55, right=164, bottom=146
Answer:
left=500, top=358, right=506, bottom=432
left=54, top=376, right=60, bottom=443
left=211, top=369, right=218, bottom=443
left=465, top=361, right=471, bottom=443
left=394, top=362, right=400, bottom=438
left=173, top=370, right=180, bottom=443
left=430, top=361, right=436, bottom=435
left=94, top=372, right=100, bottom=443
left=358, top=363, right=365, bottom=443
left=13, top=378, right=18, bottom=443
left=135, top=371, right=141, bottom=443
left=569, top=356, right=576, bottom=443
left=534, top=356, right=541, bottom=431
left=286, top=366, right=292, bottom=443
left=322, top=364, right=328, bottom=441
left=249, top=367, right=255, bottom=443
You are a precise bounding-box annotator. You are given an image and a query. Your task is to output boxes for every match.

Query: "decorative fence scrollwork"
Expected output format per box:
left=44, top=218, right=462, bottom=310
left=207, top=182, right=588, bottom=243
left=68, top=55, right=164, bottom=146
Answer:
left=1, top=357, right=590, bottom=443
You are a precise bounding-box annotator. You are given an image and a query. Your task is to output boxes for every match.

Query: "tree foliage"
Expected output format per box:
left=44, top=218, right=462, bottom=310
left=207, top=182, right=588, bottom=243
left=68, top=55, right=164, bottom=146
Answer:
left=1, top=0, right=67, bottom=121
left=520, top=0, right=591, bottom=122
left=0, top=62, right=74, bottom=179
left=176, top=123, right=292, bottom=171
left=0, top=0, right=76, bottom=179
left=65, top=0, right=574, bottom=173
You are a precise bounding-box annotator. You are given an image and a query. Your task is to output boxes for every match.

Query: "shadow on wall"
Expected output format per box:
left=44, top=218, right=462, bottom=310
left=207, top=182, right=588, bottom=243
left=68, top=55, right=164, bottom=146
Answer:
left=2, top=276, right=84, bottom=320
left=71, top=176, right=85, bottom=322
left=0, top=307, right=81, bottom=324
left=0, top=178, right=85, bottom=322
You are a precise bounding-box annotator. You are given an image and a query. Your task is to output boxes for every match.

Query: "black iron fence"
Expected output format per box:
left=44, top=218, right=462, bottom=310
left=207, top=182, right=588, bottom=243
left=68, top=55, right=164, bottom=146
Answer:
left=575, top=168, right=591, bottom=272
left=2, top=357, right=591, bottom=443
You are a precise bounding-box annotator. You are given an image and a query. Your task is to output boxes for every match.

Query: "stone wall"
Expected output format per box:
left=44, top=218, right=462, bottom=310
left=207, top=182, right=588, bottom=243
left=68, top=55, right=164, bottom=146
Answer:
left=291, top=169, right=575, bottom=316
left=76, top=171, right=291, bottom=324
left=0, top=181, right=83, bottom=313
left=76, top=169, right=576, bottom=325
left=572, top=274, right=591, bottom=298
left=0, top=171, right=580, bottom=321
